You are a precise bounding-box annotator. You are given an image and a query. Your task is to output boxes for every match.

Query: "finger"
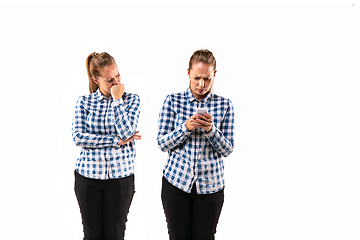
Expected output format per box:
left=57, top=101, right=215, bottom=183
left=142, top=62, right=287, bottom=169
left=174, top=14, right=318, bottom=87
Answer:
left=130, top=131, right=140, bottom=137
left=132, top=135, right=141, bottom=140
left=189, top=120, right=198, bottom=129
left=195, top=116, right=211, bottom=123
left=196, top=114, right=206, bottom=120
left=195, top=119, right=212, bottom=127
left=199, top=114, right=211, bottom=121
left=193, top=121, right=201, bottom=128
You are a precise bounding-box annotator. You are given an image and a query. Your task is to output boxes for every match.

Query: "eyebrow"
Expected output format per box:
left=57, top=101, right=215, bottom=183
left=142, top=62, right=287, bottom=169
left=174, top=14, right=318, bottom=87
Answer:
left=194, top=75, right=211, bottom=78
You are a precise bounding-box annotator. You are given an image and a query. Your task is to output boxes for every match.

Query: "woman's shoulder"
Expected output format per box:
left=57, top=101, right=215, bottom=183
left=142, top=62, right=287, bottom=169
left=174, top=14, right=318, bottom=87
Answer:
left=165, top=90, right=188, bottom=102
left=76, top=92, right=97, bottom=103
left=160, top=92, right=188, bottom=109
left=212, top=93, right=233, bottom=106
left=74, top=93, right=98, bottom=111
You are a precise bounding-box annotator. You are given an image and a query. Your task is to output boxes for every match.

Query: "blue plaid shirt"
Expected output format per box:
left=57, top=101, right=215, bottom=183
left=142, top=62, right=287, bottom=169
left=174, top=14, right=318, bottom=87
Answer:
left=72, top=89, right=140, bottom=180
left=157, top=88, right=235, bottom=194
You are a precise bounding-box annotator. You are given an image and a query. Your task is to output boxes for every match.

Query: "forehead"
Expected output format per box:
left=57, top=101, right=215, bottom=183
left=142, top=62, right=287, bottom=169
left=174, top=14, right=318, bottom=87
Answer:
left=99, top=64, right=119, bottom=78
left=190, top=62, right=214, bottom=76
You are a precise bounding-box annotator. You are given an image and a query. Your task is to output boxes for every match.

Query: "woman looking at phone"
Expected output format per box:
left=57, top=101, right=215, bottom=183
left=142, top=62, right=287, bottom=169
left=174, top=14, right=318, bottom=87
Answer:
left=157, top=49, right=235, bottom=240
left=72, top=52, right=141, bottom=240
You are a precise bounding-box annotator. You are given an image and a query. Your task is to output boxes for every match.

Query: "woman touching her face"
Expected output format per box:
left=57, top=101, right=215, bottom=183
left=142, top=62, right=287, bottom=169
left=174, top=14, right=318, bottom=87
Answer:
left=72, top=52, right=141, bottom=240
left=91, top=63, right=124, bottom=101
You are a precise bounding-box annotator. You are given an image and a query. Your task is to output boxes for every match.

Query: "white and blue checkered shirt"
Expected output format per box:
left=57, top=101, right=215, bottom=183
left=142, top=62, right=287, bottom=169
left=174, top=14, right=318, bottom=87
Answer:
left=157, top=88, right=235, bottom=194
left=72, top=89, right=140, bottom=180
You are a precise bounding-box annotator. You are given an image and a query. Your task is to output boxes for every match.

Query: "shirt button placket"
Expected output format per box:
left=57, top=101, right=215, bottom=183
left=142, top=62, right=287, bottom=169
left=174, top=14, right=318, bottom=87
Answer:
left=194, top=101, right=200, bottom=192
left=105, top=99, right=111, bottom=178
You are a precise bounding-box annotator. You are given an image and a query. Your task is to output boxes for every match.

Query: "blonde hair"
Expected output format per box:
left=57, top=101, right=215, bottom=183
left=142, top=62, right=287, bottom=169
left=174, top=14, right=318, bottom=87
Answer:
left=86, top=52, right=117, bottom=94
left=188, top=49, right=216, bottom=71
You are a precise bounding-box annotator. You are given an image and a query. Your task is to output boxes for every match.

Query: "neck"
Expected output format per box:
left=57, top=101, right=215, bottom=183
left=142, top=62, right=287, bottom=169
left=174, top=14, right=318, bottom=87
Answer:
left=99, top=88, right=111, bottom=98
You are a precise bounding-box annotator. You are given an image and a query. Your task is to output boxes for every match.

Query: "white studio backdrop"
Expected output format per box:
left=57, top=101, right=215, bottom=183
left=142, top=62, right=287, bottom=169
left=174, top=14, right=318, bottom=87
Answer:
left=0, top=2, right=357, bottom=240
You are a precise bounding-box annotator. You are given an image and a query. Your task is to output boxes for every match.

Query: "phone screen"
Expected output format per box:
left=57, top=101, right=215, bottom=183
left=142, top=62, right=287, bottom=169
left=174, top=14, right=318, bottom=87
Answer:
left=196, top=108, right=208, bottom=115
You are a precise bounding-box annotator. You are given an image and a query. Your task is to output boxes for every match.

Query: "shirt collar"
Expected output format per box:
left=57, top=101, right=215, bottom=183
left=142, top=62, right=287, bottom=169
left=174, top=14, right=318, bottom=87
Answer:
left=186, top=87, right=213, bottom=103
left=95, top=88, right=110, bottom=102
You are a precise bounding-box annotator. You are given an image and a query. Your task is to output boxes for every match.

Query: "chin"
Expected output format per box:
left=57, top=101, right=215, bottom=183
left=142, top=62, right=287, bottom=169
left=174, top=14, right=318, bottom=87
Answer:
left=197, top=90, right=209, bottom=95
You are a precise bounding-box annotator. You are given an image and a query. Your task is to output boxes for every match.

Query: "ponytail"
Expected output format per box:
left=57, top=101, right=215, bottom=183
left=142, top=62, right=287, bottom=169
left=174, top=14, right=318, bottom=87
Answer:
left=86, top=52, right=98, bottom=93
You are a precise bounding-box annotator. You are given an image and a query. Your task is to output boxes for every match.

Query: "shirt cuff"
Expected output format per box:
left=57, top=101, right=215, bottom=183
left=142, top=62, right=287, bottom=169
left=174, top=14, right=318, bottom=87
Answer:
left=205, top=124, right=216, bottom=137
left=181, top=122, right=192, bottom=135
left=111, top=98, right=124, bottom=107
left=113, top=136, right=120, bottom=146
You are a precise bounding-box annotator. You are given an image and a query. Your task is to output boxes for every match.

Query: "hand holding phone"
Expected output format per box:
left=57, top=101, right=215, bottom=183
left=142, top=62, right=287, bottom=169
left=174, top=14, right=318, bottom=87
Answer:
left=186, top=108, right=212, bottom=132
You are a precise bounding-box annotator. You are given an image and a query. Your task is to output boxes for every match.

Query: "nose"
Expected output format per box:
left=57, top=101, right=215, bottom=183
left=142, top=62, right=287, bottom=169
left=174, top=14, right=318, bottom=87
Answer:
left=199, top=79, right=205, bottom=87
left=114, top=75, right=121, bottom=85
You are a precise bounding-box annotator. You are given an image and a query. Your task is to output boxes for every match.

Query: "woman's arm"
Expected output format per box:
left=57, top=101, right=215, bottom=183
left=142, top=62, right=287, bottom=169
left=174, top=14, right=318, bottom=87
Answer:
left=112, top=93, right=141, bottom=140
left=205, top=100, right=235, bottom=157
left=157, top=95, right=191, bottom=152
left=72, top=97, right=119, bottom=148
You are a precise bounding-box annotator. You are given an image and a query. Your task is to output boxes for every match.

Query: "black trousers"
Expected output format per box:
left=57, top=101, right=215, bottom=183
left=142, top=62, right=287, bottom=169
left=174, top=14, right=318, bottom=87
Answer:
left=161, top=177, right=224, bottom=240
left=74, top=170, right=134, bottom=240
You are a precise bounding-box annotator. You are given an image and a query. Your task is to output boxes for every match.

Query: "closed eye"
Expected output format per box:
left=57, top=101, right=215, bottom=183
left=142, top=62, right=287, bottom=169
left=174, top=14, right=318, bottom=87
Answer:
left=107, top=73, right=120, bottom=83
left=194, top=77, right=211, bottom=81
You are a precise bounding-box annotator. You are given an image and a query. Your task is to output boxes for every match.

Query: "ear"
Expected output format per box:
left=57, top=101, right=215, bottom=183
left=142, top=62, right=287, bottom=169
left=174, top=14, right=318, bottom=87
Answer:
left=187, top=68, right=190, bottom=78
left=92, top=77, right=98, bottom=84
left=213, top=70, right=217, bottom=78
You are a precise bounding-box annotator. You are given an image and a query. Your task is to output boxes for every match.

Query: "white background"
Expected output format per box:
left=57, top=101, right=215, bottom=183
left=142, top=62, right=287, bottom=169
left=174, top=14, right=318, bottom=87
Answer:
left=0, top=1, right=358, bottom=239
